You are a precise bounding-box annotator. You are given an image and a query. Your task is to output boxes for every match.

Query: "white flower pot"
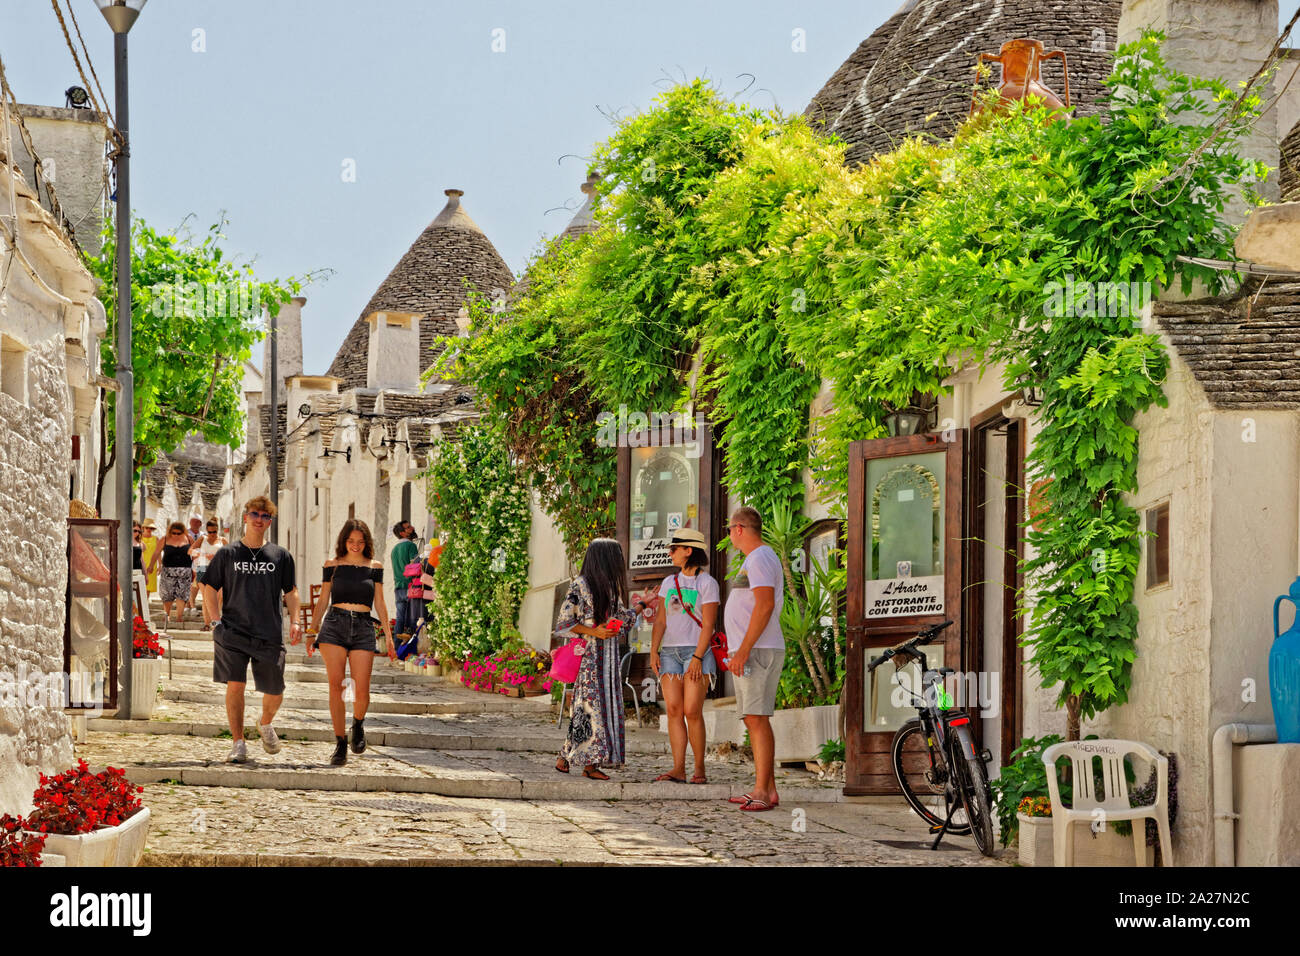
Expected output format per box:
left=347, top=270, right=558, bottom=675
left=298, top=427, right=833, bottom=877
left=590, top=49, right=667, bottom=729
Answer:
left=770, top=704, right=841, bottom=763
left=130, top=658, right=163, bottom=719
left=1016, top=812, right=1155, bottom=866
left=36, top=807, right=151, bottom=867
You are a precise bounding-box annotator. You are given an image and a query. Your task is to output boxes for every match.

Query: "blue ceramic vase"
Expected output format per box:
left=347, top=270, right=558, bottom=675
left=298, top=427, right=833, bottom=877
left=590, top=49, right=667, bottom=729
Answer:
left=1270, top=577, right=1300, bottom=744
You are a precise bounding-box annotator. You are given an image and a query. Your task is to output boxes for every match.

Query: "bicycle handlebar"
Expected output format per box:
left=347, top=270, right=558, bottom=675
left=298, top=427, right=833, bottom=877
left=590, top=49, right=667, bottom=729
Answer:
left=866, top=620, right=953, bottom=672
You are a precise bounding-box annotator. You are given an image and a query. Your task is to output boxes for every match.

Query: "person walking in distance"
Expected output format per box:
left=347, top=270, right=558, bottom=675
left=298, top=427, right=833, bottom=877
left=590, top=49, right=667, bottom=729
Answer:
left=309, top=519, right=395, bottom=766
left=390, top=521, right=418, bottom=641
left=189, top=518, right=226, bottom=631
left=723, top=507, right=786, bottom=811
left=149, top=522, right=194, bottom=627
left=201, top=496, right=302, bottom=763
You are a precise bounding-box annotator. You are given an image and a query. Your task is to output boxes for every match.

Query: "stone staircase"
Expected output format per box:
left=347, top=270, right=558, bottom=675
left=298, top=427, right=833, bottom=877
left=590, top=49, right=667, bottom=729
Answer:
left=86, top=598, right=846, bottom=803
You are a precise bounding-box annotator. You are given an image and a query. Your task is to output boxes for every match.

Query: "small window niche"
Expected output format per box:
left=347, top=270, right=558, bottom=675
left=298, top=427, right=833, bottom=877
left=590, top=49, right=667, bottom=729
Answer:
left=1145, top=501, right=1170, bottom=590
left=1, top=334, right=28, bottom=405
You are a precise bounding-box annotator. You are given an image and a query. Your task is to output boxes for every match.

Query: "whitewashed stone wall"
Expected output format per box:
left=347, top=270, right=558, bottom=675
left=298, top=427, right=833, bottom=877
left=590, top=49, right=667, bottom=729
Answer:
left=0, top=168, right=95, bottom=813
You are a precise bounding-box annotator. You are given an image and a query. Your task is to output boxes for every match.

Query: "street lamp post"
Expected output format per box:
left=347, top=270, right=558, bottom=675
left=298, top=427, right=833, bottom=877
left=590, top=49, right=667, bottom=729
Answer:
left=98, top=0, right=147, bottom=718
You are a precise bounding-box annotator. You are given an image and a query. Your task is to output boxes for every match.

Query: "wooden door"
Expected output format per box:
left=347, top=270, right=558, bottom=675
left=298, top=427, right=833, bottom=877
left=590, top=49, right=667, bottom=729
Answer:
left=844, top=432, right=964, bottom=795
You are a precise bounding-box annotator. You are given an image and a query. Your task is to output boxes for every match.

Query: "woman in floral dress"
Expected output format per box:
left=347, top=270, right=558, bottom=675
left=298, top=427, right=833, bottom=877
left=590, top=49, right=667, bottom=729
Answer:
left=554, top=539, right=651, bottom=780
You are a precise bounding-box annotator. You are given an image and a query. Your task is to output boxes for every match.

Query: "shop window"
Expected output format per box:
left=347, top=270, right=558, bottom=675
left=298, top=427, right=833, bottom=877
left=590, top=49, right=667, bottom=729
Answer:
left=1146, top=502, right=1170, bottom=589
left=1, top=334, right=28, bottom=404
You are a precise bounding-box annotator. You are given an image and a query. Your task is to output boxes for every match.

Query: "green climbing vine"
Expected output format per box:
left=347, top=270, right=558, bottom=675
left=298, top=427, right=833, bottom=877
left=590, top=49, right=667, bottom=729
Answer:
left=438, top=33, right=1265, bottom=734
left=424, top=425, right=531, bottom=661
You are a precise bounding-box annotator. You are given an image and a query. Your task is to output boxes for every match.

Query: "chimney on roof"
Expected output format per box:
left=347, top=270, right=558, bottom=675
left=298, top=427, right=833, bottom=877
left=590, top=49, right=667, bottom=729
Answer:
left=366, top=312, right=422, bottom=391
left=263, top=296, right=306, bottom=400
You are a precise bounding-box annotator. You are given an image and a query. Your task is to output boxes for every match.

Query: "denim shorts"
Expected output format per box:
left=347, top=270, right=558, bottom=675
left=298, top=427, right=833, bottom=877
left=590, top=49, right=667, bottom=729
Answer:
left=315, top=608, right=378, bottom=653
left=658, top=645, right=717, bottom=677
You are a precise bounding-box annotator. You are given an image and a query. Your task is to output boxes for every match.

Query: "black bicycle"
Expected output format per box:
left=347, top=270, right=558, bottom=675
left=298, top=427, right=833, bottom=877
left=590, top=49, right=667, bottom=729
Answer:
left=867, top=620, right=996, bottom=856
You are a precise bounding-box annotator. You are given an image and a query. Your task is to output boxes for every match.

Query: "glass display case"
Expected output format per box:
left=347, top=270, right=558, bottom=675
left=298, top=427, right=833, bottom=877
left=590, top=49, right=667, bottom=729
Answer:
left=64, top=518, right=119, bottom=712
left=628, top=445, right=701, bottom=573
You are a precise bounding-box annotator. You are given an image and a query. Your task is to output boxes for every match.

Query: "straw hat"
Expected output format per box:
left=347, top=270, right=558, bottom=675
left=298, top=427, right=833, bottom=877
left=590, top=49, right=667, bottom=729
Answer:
left=670, top=528, right=707, bottom=548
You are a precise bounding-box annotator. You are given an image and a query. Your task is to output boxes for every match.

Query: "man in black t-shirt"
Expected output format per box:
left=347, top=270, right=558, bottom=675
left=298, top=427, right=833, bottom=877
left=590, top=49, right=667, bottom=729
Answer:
left=201, top=496, right=302, bottom=763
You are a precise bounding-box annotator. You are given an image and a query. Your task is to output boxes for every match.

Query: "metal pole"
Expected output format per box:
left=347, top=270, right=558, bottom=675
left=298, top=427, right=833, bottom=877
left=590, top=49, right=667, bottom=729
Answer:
left=269, top=305, right=278, bottom=545
left=113, top=30, right=133, bottom=718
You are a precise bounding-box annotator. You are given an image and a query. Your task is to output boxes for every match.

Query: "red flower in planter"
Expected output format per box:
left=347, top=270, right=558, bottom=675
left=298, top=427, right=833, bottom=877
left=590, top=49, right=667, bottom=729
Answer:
left=0, top=814, right=46, bottom=867
left=27, top=760, right=142, bottom=836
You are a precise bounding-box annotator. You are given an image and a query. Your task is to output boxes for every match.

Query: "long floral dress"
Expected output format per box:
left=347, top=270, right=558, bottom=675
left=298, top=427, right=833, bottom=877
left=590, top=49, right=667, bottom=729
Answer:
left=556, top=576, right=636, bottom=768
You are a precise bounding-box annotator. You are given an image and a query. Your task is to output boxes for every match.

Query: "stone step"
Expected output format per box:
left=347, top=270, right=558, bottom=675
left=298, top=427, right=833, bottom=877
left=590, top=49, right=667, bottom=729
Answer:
left=158, top=655, right=447, bottom=687
left=141, top=851, right=594, bottom=868
left=159, top=685, right=550, bottom=716
left=112, top=759, right=838, bottom=803
left=86, top=717, right=668, bottom=754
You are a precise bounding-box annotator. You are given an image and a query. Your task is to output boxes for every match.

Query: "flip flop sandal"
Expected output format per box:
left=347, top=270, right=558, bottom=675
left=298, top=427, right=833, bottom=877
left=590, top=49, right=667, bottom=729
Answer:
left=582, top=766, right=610, bottom=781
left=738, top=798, right=775, bottom=812
left=555, top=758, right=570, bottom=774
left=690, top=774, right=708, bottom=784
left=727, top=793, right=756, bottom=804
left=653, top=773, right=687, bottom=783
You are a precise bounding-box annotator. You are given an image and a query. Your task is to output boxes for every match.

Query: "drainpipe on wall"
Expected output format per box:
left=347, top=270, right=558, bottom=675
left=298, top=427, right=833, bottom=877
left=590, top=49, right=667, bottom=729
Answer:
left=1212, top=722, right=1277, bottom=866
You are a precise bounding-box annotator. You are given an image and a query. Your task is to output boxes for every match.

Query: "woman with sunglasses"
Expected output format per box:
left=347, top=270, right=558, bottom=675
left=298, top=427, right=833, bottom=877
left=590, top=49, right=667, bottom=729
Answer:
left=649, top=528, right=719, bottom=784
left=149, top=521, right=194, bottom=626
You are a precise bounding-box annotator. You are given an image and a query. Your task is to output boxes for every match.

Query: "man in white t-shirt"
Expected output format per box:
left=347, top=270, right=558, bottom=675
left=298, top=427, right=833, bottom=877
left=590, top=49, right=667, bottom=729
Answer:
left=723, top=506, right=785, bottom=812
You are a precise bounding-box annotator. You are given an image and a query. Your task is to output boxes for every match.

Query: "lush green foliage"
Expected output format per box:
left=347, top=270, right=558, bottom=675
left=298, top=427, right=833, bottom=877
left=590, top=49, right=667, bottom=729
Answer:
left=990, top=735, right=1065, bottom=847
left=425, top=426, right=531, bottom=661
left=434, top=238, right=615, bottom=563
left=90, top=216, right=307, bottom=506
left=437, top=34, right=1261, bottom=734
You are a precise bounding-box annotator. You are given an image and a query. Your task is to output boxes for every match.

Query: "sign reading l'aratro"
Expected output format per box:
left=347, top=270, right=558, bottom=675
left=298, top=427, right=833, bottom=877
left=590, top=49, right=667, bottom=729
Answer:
left=864, top=575, right=944, bottom=618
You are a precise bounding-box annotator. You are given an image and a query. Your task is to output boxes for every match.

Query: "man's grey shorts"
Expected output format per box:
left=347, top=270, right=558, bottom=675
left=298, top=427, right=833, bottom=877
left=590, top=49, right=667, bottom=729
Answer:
left=212, top=623, right=286, bottom=695
left=733, top=647, right=785, bottom=717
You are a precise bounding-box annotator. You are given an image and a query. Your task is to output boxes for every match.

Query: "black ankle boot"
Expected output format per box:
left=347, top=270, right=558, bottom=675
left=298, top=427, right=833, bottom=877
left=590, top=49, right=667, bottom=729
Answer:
left=330, top=736, right=347, bottom=766
left=350, top=718, right=366, bottom=754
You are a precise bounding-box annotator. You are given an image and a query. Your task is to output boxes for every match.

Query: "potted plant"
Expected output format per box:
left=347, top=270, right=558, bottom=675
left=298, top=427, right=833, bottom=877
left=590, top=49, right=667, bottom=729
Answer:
left=23, top=760, right=150, bottom=867
left=130, top=616, right=165, bottom=719
left=992, top=735, right=1164, bottom=866
left=1, top=815, right=47, bottom=867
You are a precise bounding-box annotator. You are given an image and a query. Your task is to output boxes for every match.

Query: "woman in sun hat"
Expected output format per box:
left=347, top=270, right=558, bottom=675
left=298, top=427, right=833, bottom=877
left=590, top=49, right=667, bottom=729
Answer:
left=648, top=527, right=719, bottom=784
left=140, top=519, right=160, bottom=595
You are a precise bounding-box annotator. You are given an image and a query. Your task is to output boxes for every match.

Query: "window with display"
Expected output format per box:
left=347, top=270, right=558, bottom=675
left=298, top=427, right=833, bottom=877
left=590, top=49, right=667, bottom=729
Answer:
left=627, top=446, right=699, bottom=572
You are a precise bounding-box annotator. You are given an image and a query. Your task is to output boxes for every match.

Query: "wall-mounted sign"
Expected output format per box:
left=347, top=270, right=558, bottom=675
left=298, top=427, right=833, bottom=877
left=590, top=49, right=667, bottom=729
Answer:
left=864, top=575, right=945, bottom=618
left=630, top=537, right=671, bottom=570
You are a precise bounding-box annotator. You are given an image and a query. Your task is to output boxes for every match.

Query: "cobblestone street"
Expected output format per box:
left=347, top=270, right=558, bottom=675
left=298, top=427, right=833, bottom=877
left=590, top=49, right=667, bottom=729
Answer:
left=73, top=609, right=1008, bottom=866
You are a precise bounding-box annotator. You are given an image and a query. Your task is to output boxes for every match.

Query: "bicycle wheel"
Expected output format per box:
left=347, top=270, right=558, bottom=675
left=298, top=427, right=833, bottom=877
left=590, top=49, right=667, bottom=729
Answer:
left=891, top=718, right=972, bottom=835
left=951, top=725, right=995, bottom=856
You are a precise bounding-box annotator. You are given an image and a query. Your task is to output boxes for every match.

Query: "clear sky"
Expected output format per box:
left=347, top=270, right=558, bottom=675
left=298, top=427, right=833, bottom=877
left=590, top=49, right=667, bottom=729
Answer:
left=0, top=0, right=904, bottom=374
left=2, top=2, right=1293, bottom=375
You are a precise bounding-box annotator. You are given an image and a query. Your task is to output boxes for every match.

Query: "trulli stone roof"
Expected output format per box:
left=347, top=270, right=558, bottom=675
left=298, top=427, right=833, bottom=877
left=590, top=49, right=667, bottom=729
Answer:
left=1157, top=280, right=1300, bottom=408
left=144, top=454, right=224, bottom=514
left=804, top=0, right=1124, bottom=167
left=1281, top=119, right=1300, bottom=202
left=325, top=189, right=514, bottom=391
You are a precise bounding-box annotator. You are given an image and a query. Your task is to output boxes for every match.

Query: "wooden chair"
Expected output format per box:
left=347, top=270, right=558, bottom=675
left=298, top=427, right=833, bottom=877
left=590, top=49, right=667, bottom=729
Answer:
left=298, top=584, right=322, bottom=633
left=1042, top=739, right=1172, bottom=867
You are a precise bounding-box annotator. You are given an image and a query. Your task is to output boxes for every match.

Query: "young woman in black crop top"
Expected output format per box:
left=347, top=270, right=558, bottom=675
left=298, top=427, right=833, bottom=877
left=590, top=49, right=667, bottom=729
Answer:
left=307, top=519, right=393, bottom=766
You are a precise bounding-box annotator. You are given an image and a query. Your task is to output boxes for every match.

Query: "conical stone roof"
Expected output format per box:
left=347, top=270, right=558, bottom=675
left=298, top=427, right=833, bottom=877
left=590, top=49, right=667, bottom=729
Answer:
left=805, top=0, right=1123, bottom=167
left=326, top=189, right=514, bottom=390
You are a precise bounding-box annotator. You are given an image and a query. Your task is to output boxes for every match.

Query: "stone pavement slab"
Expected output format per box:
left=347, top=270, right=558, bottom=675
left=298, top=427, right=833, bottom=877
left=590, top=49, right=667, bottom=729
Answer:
left=132, top=783, right=1007, bottom=866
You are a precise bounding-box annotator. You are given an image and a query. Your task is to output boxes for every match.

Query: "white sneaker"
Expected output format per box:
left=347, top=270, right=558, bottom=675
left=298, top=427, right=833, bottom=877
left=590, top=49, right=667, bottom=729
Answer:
left=259, top=723, right=282, bottom=755
left=228, top=739, right=248, bottom=763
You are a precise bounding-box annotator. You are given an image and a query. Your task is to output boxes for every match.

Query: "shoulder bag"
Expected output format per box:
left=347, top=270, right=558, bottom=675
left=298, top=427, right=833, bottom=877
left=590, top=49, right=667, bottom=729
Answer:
left=674, top=573, right=728, bottom=672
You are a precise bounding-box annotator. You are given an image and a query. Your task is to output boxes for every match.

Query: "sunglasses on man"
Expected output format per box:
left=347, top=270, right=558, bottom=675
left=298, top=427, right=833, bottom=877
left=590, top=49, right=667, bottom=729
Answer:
left=247, top=511, right=274, bottom=522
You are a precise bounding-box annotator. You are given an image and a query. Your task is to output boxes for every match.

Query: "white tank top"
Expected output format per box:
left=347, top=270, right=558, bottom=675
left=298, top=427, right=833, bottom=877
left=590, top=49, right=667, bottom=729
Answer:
left=196, top=536, right=224, bottom=567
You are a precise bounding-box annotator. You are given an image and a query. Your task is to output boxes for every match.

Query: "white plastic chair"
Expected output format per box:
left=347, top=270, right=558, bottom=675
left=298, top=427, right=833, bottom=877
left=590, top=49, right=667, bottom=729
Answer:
left=1042, top=739, right=1172, bottom=867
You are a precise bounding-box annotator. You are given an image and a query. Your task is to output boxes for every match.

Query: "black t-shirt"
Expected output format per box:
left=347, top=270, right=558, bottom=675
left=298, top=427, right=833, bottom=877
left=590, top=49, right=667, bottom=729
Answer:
left=202, top=540, right=296, bottom=647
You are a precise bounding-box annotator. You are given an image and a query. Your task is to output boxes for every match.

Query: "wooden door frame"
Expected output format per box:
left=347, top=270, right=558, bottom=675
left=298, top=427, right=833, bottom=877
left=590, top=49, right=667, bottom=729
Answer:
left=844, top=431, right=964, bottom=795
left=964, top=402, right=1025, bottom=758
